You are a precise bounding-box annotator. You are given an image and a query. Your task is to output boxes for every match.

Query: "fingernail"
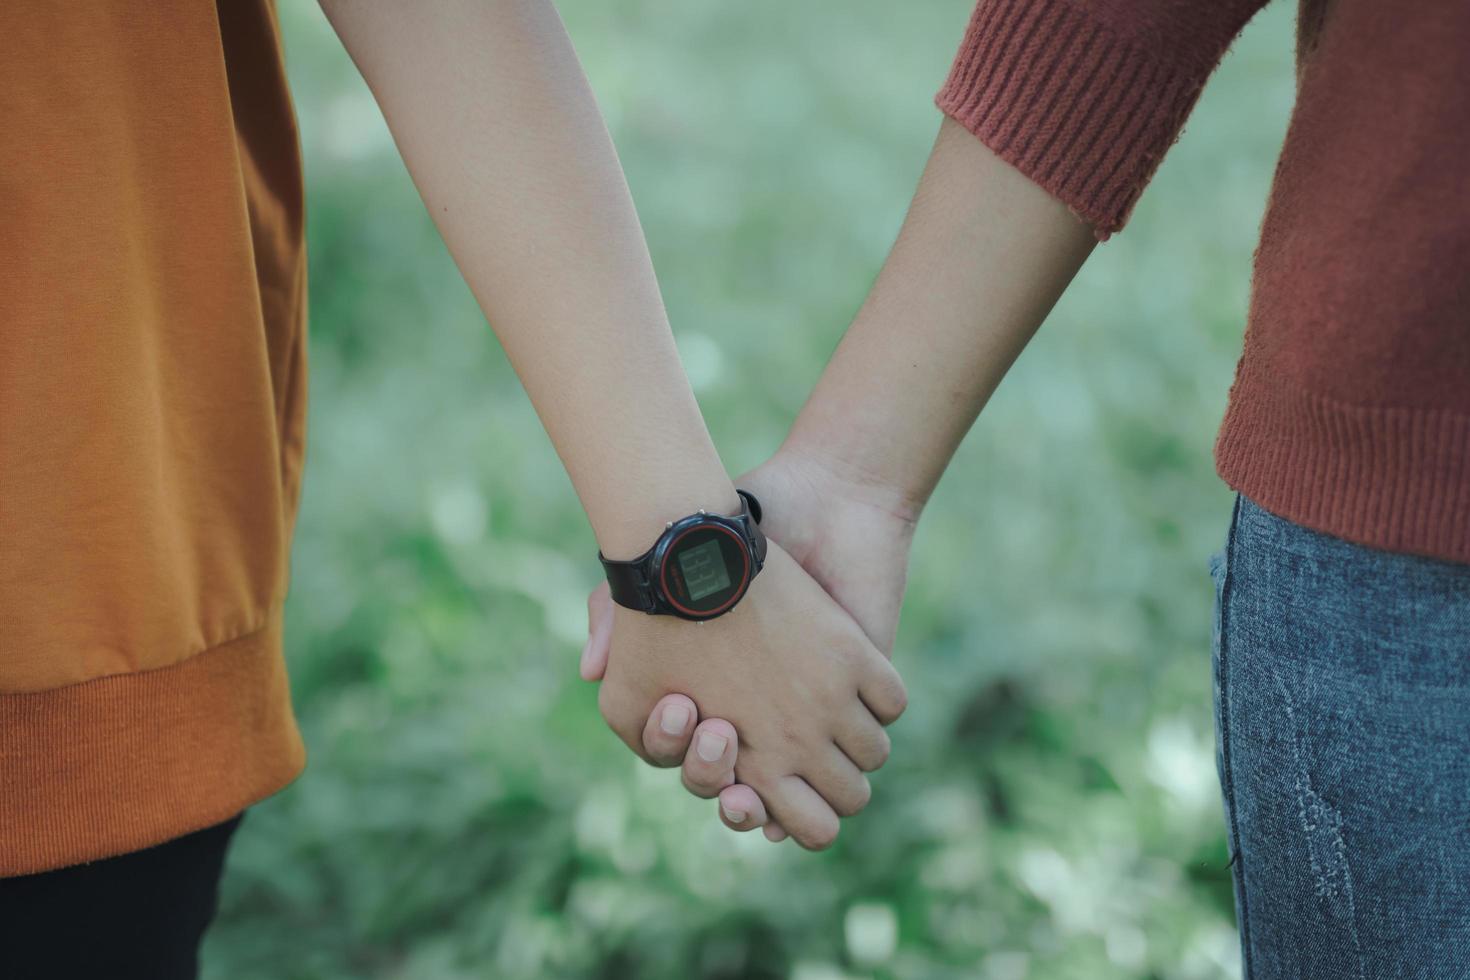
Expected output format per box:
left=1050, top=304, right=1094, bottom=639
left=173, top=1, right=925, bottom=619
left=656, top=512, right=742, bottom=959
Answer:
left=722, top=807, right=746, bottom=824
left=660, top=704, right=690, bottom=735
left=696, top=731, right=727, bottom=762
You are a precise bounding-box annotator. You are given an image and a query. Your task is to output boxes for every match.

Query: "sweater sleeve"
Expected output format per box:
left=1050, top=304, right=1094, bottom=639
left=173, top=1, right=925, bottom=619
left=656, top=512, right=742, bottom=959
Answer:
left=936, top=0, right=1269, bottom=237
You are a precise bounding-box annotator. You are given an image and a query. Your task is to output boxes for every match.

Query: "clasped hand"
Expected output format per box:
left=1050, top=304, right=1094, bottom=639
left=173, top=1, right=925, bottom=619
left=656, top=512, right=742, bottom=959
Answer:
left=580, top=450, right=918, bottom=849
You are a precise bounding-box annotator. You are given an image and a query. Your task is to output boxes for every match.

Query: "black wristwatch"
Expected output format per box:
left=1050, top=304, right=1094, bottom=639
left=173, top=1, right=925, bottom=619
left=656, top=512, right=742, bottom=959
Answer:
left=599, top=489, right=767, bottom=621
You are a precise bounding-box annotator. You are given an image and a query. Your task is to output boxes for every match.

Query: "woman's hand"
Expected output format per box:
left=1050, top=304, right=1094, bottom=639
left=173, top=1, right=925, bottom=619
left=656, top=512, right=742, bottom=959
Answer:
left=582, top=447, right=919, bottom=842
left=736, top=447, right=919, bottom=658
left=590, top=538, right=906, bottom=850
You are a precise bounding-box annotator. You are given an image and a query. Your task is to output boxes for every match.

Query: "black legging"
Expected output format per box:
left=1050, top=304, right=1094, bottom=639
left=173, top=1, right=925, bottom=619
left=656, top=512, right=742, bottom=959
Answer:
left=0, top=813, right=243, bottom=980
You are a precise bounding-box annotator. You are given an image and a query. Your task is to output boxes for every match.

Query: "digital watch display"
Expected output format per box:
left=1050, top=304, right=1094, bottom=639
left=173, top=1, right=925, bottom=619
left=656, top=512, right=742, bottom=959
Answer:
left=599, top=490, right=766, bottom=621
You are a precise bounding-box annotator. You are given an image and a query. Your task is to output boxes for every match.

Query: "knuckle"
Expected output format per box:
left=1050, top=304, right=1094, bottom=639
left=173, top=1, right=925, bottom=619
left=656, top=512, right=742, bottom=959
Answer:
left=888, top=691, right=908, bottom=724
left=833, top=778, right=872, bottom=817
left=800, top=821, right=840, bottom=851
left=880, top=678, right=908, bottom=724
left=777, top=721, right=804, bottom=749
left=858, top=730, right=891, bottom=772
left=681, top=771, right=721, bottom=799
left=873, top=729, right=893, bottom=768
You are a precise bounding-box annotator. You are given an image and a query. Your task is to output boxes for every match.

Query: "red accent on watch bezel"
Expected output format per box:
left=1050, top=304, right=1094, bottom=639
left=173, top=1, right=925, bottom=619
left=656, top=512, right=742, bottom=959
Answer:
left=659, top=523, right=751, bottom=618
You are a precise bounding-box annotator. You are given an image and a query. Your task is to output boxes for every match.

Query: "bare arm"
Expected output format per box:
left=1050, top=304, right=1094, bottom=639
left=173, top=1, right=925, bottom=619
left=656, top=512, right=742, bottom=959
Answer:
left=317, top=0, right=734, bottom=555
left=318, top=0, right=906, bottom=850
left=781, top=117, right=1097, bottom=517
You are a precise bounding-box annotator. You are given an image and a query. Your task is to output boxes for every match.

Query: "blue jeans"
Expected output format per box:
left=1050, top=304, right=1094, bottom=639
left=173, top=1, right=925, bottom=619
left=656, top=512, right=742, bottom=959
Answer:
left=1210, top=496, right=1470, bottom=978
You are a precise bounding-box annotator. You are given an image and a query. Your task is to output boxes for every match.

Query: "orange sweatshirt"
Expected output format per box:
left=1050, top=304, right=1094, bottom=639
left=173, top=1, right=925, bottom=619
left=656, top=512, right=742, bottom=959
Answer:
left=0, top=0, right=306, bottom=876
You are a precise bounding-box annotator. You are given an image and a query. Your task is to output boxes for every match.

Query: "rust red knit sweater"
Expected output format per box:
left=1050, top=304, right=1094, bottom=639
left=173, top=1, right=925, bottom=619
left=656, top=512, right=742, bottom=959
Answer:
left=938, top=0, right=1470, bottom=563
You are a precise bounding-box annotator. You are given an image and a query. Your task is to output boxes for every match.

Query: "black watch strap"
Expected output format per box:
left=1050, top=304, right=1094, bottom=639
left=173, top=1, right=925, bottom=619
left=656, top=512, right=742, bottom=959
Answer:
left=601, top=545, right=657, bottom=614
left=600, top=489, right=766, bottom=614
left=742, top=489, right=768, bottom=565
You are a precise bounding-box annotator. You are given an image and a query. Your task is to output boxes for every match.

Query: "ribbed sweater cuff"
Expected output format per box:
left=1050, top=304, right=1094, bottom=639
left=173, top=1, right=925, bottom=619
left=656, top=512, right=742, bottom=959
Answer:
left=936, top=0, right=1209, bottom=237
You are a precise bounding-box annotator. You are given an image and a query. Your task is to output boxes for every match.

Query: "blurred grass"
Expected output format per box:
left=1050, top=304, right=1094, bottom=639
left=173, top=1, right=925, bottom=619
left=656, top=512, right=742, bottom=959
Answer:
left=204, top=2, right=1297, bottom=978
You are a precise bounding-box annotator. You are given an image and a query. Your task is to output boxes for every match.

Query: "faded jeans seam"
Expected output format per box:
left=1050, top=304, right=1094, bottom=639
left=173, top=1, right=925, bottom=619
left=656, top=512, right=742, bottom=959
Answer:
left=1216, top=495, right=1255, bottom=979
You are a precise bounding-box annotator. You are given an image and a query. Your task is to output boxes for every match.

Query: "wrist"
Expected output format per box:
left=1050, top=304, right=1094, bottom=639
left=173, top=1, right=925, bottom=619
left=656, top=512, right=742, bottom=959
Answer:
left=740, top=443, right=921, bottom=569
left=740, top=445, right=915, bottom=656
left=591, top=468, right=742, bottom=560
left=775, top=425, right=927, bottom=530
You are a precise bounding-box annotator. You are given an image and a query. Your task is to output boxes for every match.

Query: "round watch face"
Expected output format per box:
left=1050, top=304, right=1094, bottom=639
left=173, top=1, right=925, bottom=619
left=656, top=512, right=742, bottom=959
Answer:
left=658, top=522, right=751, bottom=618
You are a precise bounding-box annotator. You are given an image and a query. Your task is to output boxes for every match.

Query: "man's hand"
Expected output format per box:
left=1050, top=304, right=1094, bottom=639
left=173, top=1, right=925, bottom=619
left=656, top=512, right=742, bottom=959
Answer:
left=590, top=539, right=906, bottom=850
left=583, top=587, right=752, bottom=810
left=582, top=447, right=919, bottom=842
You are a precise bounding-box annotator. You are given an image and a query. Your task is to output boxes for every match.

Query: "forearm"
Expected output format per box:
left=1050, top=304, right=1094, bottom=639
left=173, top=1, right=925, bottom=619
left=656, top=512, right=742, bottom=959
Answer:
left=320, top=0, right=734, bottom=556
left=782, top=118, right=1096, bottom=517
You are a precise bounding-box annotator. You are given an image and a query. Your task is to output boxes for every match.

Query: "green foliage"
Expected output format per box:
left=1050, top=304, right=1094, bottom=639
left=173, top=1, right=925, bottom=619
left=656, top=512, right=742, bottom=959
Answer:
left=205, top=2, right=1297, bottom=978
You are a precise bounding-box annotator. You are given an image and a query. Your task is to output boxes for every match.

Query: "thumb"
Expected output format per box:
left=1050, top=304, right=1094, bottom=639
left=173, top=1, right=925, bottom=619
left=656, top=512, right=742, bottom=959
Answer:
left=580, top=580, right=615, bottom=681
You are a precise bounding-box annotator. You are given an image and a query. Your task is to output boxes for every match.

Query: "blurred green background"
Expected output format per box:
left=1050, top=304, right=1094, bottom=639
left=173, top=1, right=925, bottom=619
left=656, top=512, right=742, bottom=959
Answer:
left=204, top=2, right=1297, bottom=978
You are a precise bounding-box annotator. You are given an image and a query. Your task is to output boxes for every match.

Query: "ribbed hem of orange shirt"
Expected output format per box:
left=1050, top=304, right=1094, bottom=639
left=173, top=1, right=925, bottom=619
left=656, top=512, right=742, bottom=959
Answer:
left=0, top=609, right=305, bottom=877
left=1217, top=357, right=1470, bottom=565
